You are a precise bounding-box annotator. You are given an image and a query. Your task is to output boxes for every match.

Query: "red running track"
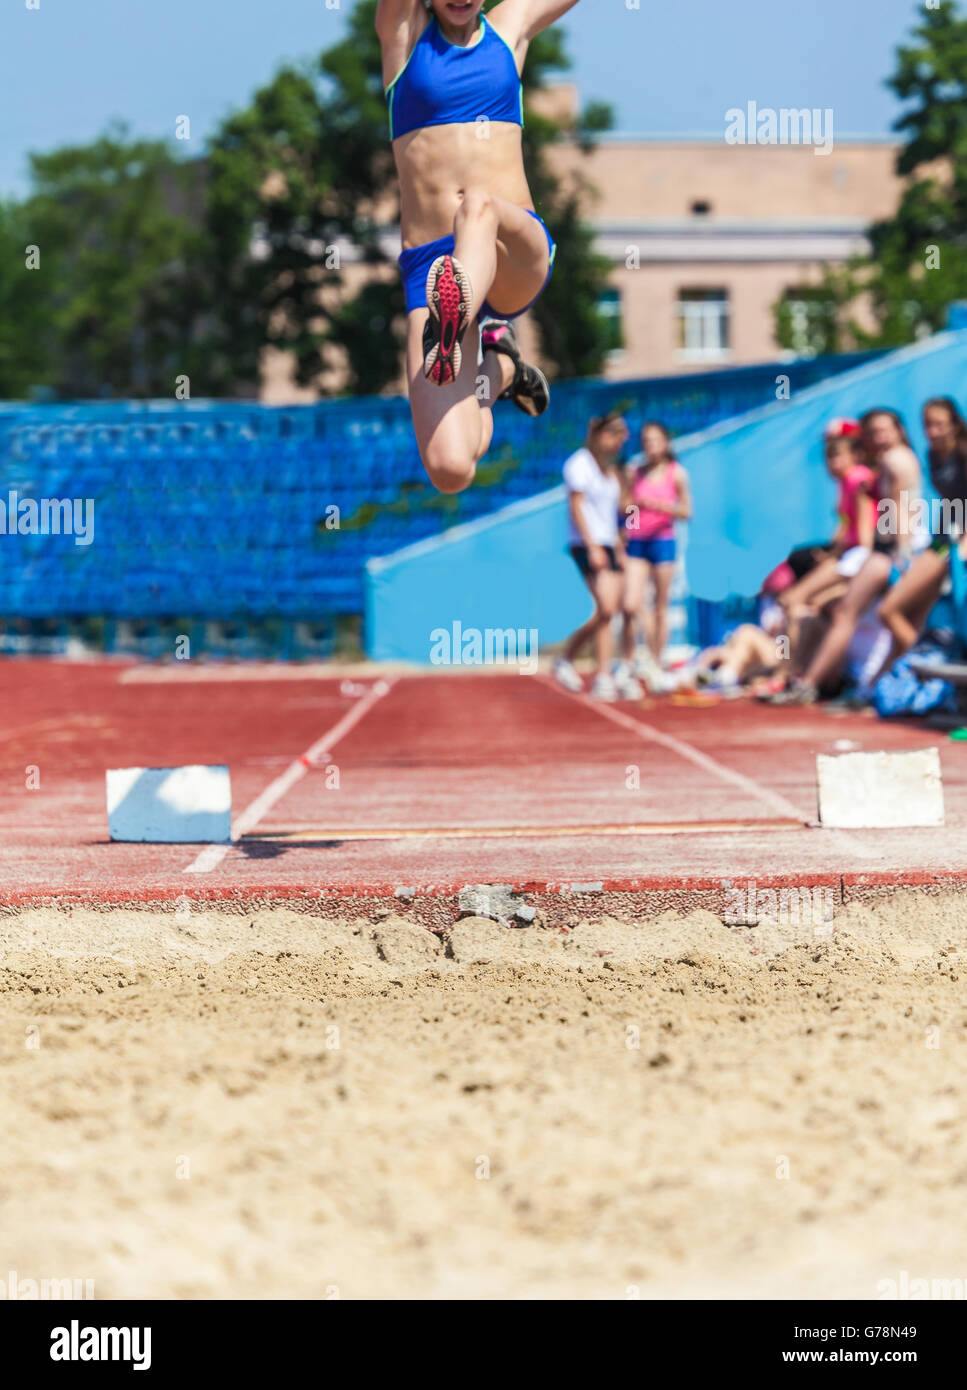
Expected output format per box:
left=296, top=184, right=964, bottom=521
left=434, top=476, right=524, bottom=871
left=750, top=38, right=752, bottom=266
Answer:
left=1, top=658, right=965, bottom=902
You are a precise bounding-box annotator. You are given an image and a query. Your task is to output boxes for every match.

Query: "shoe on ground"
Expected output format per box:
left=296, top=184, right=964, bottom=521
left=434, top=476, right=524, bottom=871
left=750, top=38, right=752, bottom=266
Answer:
left=590, top=672, right=620, bottom=702
left=768, top=678, right=819, bottom=706
left=752, top=674, right=787, bottom=700
left=612, top=661, right=644, bottom=700
left=651, top=670, right=679, bottom=694
left=552, top=657, right=584, bottom=693
left=633, top=649, right=665, bottom=691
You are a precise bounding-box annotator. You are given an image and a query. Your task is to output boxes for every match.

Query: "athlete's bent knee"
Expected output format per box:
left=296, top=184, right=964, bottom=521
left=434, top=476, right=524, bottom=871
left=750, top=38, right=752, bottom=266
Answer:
left=455, top=188, right=495, bottom=228
left=424, top=449, right=476, bottom=495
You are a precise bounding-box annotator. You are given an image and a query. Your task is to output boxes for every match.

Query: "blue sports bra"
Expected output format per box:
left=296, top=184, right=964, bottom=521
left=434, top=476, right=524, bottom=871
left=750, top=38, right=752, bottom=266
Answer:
left=386, top=16, right=523, bottom=142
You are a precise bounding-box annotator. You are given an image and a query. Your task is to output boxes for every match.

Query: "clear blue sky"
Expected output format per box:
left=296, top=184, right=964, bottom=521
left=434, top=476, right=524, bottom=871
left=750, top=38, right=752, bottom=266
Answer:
left=0, top=0, right=933, bottom=199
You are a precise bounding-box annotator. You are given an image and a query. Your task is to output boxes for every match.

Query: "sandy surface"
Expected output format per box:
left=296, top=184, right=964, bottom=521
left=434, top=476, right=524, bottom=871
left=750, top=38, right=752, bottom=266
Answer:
left=2, top=895, right=967, bottom=1300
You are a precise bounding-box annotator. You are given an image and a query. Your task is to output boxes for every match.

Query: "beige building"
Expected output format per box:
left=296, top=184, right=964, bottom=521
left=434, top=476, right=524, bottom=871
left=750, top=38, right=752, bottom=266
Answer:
left=262, top=112, right=903, bottom=400
left=533, top=131, right=902, bottom=379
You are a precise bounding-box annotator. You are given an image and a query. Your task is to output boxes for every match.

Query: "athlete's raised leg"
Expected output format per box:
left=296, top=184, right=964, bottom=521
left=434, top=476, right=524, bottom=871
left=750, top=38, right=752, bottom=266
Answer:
left=455, top=191, right=551, bottom=319
left=408, top=312, right=513, bottom=493
left=422, top=192, right=551, bottom=386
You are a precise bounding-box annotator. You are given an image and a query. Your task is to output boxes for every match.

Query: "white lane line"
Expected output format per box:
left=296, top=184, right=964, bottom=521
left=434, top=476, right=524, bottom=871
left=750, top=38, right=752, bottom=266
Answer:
left=536, top=675, right=812, bottom=824
left=183, top=680, right=396, bottom=874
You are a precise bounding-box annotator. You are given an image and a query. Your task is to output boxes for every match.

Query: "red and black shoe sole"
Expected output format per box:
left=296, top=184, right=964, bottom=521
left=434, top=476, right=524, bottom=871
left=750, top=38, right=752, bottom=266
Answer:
left=424, top=255, right=472, bottom=386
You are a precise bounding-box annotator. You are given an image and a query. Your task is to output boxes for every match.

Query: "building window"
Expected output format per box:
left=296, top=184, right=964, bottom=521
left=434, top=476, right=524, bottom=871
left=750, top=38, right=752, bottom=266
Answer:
left=676, top=289, right=731, bottom=363
left=597, top=287, right=624, bottom=355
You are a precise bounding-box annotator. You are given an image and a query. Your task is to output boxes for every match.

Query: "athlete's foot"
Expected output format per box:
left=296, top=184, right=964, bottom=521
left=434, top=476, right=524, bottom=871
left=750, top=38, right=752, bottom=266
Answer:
left=767, top=677, right=818, bottom=706
left=589, top=672, right=620, bottom=703
left=552, top=656, right=584, bottom=693
left=424, top=254, right=472, bottom=386
left=480, top=319, right=550, bottom=417
left=612, top=660, right=644, bottom=700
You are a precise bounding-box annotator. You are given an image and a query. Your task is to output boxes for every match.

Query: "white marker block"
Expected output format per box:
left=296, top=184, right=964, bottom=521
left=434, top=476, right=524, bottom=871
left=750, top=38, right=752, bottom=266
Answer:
left=817, top=748, right=944, bottom=829
left=106, top=766, right=232, bottom=843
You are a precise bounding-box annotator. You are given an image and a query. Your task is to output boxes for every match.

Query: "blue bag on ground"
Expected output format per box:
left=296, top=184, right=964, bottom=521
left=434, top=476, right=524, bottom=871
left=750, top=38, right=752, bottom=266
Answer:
left=873, top=650, right=956, bottom=718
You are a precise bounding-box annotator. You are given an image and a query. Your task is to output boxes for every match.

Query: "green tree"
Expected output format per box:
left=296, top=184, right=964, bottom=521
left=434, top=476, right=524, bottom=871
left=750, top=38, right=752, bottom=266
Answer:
left=0, top=200, right=56, bottom=398
left=776, top=1, right=967, bottom=354
left=202, top=9, right=401, bottom=397
left=23, top=124, right=203, bottom=398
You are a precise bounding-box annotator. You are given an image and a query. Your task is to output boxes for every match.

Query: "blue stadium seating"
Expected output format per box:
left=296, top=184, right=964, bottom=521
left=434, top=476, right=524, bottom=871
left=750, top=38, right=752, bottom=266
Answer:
left=0, top=354, right=877, bottom=644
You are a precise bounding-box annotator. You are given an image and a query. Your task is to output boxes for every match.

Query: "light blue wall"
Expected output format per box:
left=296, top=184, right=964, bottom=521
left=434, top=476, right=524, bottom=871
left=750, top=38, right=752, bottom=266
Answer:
left=366, top=490, right=587, bottom=664
left=365, top=332, right=967, bottom=664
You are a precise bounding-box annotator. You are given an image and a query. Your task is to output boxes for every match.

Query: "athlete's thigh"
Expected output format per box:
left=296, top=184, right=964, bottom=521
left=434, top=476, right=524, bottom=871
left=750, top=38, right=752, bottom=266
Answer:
left=622, top=556, right=649, bottom=611
left=486, top=195, right=551, bottom=316
left=788, top=556, right=839, bottom=608
left=406, top=309, right=482, bottom=450
left=885, top=549, right=946, bottom=616
left=842, top=552, right=891, bottom=615
left=878, top=553, right=923, bottom=618
left=590, top=566, right=623, bottom=615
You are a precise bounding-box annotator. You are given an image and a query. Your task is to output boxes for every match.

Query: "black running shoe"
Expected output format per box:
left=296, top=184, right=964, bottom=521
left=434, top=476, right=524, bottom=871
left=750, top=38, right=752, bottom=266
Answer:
left=480, top=319, right=550, bottom=417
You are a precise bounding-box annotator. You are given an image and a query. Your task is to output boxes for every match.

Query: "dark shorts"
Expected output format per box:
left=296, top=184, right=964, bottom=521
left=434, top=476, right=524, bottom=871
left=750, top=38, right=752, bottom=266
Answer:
left=626, top=536, right=676, bottom=565
left=570, top=544, right=622, bottom=579
left=399, top=210, right=557, bottom=320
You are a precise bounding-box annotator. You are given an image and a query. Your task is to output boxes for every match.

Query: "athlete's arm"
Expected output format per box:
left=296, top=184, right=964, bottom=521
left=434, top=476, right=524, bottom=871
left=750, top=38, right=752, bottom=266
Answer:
left=375, top=0, right=421, bottom=38
left=375, top=0, right=427, bottom=84
left=489, top=0, right=581, bottom=58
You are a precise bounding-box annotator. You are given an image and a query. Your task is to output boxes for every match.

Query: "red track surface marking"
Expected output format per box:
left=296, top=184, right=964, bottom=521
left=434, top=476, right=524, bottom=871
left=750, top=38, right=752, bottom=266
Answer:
left=184, top=680, right=395, bottom=874
left=1, top=660, right=965, bottom=899
left=536, top=675, right=812, bottom=823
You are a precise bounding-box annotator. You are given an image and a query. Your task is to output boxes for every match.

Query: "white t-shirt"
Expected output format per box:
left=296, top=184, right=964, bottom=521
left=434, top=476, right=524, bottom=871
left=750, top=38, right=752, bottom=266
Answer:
left=563, top=448, right=621, bottom=546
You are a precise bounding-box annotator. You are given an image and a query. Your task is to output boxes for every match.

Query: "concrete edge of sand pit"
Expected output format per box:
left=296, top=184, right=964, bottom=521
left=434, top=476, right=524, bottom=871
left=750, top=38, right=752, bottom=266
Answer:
left=4, top=871, right=967, bottom=932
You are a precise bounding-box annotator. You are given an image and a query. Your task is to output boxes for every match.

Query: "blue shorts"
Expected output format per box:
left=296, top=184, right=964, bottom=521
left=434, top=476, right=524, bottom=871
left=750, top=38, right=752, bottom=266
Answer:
left=398, top=210, right=556, bottom=320
left=626, top=537, right=676, bottom=565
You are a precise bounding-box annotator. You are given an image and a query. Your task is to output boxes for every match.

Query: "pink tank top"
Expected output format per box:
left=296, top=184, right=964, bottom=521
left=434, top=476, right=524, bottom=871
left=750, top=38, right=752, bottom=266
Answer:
left=838, top=463, right=875, bottom=549
left=625, top=460, right=681, bottom=541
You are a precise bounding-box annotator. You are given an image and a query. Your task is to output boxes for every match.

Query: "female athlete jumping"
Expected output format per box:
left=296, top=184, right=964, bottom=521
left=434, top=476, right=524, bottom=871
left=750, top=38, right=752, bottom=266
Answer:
left=376, top=0, right=578, bottom=494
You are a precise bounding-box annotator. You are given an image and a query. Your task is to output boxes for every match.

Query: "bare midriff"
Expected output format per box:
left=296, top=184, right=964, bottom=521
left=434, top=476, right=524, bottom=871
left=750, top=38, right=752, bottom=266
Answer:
left=393, top=121, right=534, bottom=249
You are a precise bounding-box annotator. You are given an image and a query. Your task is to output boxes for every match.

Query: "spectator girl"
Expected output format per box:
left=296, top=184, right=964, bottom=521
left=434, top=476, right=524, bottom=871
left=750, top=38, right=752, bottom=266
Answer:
left=553, top=411, right=630, bottom=701
left=775, top=408, right=923, bottom=703
left=875, top=397, right=967, bottom=673
left=617, top=422, right=691, bottom=692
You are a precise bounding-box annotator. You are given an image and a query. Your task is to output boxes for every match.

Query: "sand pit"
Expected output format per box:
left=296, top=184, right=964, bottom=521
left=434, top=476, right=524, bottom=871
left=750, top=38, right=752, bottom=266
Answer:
left=2, top=895, right=967, bottom=1300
